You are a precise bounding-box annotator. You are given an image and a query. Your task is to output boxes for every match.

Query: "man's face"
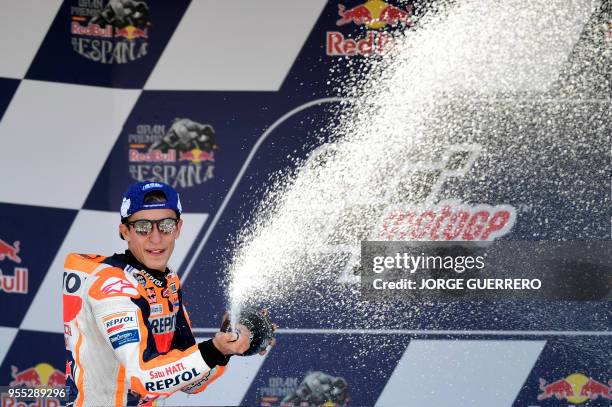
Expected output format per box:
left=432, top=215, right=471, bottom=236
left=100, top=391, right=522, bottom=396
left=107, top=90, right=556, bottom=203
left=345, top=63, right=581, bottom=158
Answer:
left=119, top=208, right=182, bottom=272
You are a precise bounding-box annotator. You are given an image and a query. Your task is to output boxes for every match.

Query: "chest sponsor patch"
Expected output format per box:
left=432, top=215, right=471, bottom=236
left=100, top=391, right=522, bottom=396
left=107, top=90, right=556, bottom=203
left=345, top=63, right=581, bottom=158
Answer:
left=102, top=311, right=140, bottom=349
left=132, top=272, right=147, bottom=287
left=138, top=269, right=165, bottom=287
left=150, top=313, right=176, bottom=334
left=150, top=303, right=163, bottom=315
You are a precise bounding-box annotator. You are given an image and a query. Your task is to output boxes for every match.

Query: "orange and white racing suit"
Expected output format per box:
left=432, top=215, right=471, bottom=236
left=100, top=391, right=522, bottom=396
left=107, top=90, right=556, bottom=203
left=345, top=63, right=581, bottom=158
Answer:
left=63, top=251, right=227, bottom=406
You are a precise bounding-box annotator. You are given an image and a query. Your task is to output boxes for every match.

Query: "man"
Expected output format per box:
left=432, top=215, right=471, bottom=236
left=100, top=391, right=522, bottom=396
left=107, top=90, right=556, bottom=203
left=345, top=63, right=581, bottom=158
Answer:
left=63, top=181, right=259, bottom=406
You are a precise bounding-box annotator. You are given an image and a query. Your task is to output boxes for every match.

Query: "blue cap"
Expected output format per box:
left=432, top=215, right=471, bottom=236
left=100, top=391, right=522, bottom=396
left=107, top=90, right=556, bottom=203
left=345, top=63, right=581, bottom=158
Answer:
left=120, top=181, right=182, bottom=220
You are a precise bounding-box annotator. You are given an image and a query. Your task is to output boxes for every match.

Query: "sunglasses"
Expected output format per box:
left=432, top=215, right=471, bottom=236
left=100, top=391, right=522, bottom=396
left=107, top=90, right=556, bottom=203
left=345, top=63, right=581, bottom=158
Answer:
left=124, top=218, right=179, bottom=236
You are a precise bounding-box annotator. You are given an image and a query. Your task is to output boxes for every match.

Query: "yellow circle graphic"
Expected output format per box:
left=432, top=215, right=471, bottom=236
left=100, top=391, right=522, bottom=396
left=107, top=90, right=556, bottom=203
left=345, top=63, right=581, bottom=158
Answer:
left=565, top=373, right=589, bottom=404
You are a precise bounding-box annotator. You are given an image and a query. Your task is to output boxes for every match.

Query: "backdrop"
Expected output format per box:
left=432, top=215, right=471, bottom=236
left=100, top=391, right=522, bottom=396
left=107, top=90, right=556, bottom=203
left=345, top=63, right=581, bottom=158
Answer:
left=0, top=1, right=610, bottom=406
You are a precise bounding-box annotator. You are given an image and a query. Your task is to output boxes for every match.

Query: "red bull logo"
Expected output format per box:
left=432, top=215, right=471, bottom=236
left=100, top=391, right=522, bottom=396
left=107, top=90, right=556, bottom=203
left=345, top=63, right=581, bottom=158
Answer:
left=129, top=149, right=177, bottom=163
left=129, top=119, right=218, bottom=188
left=70, top=0, right=150, bottom=64
left=0, top=239, right=21, bottom=263
left=327, top=31, right=393, bottom=57
left=336, top=1, right=412, bottom=29
left=179, top=148, right=215, bottom=164
left=538, top=373, right=611, bottom=403
left=70, top=21, right=113, bottom=38
left=10, top=363, right=65, bottom=387
left=0, top=238, right=28, bottom=294
left=115, top=26, right=149, bottom=40
left=327, top=0, right=412, bottom=57
left=336, top=4, right=373, bottom=26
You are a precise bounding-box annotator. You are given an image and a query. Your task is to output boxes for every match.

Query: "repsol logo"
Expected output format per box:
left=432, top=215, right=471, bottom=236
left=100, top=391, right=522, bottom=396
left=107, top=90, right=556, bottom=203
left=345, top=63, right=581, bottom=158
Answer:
left=150, top=314, right=176, bottom=334
left=145, top=368, right=201, bottom=391
left=139, top=270, right=164, bottom=287
left=63, top=272, right=82, bottom=294
left=105, top=316, right=135, bottom=328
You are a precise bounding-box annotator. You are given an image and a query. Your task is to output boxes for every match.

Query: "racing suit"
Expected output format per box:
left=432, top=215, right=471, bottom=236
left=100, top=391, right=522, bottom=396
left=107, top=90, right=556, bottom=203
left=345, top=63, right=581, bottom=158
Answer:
left=63, top=251, right=227, bottom=406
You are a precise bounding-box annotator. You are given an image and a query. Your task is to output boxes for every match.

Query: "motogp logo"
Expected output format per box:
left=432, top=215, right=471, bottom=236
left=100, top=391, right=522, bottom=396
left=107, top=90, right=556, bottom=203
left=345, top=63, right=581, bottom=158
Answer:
left=313, top=143, right=518, bottom=283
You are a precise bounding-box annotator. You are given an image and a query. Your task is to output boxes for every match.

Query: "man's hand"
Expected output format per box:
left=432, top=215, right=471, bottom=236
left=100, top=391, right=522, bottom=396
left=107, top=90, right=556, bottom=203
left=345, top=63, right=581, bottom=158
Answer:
left=212, top=324, right=251, bottom=355
left=214, top=309, right=277, bottom=356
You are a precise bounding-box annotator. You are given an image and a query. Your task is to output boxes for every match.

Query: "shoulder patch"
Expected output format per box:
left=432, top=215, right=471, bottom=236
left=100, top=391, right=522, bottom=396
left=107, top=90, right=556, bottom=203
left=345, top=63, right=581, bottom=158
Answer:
left=102, top=278, right=139, bottom=296
left=102, top=311, right=140, bottom=349
left=90, top=267, right=140, bottom=300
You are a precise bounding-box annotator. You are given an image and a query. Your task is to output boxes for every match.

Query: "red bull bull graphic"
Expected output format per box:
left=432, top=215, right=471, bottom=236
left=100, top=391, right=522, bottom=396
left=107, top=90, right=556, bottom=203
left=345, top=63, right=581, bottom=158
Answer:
left=580, top=378, right=612, bottom=400
left=179, top=149, right=215, bottom=164
left=115, top=26, right=149, bottom=40
left=336, top=4, right=374, bottom=26
left=10, top=367, right=41, bottom=387
left=0, top=240, right=21, bottom=263
left=128, top=118, right=218, bottom=189
left=336, top=2, right=412, bottom=28
left=0, top=238, right=28, bottom=294
left=45, top=371, right=66, bottom=388
left=327, top=0, right=413, bottom=57
left=70, top=0, right=150, bottom=64
left=537, top=373, right=611, bottom=404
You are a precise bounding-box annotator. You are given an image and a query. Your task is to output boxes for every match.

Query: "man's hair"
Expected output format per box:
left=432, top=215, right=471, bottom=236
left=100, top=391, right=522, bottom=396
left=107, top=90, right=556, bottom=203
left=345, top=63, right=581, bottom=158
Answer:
left=143, top=190, right=180, bottom=219
left=143, top=190, right=168, bottom=204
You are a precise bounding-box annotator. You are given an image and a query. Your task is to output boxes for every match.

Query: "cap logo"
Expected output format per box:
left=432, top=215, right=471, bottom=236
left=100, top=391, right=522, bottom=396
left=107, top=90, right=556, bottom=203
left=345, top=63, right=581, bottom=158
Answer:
left=120, top=198, right=131, bottom=218
left=143, top=203, right=166, bottom=208
left=142, top=182, right=164, bottom=191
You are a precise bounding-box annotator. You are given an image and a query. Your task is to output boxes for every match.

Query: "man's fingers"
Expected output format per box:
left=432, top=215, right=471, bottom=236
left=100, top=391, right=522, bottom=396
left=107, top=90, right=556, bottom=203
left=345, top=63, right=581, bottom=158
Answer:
left=257, top=336, right=276, bottom=356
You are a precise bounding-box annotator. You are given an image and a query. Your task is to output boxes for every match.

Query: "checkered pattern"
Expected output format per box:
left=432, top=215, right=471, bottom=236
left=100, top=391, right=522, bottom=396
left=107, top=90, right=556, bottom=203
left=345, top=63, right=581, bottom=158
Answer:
left=0, top=1, right=610, bottom=406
